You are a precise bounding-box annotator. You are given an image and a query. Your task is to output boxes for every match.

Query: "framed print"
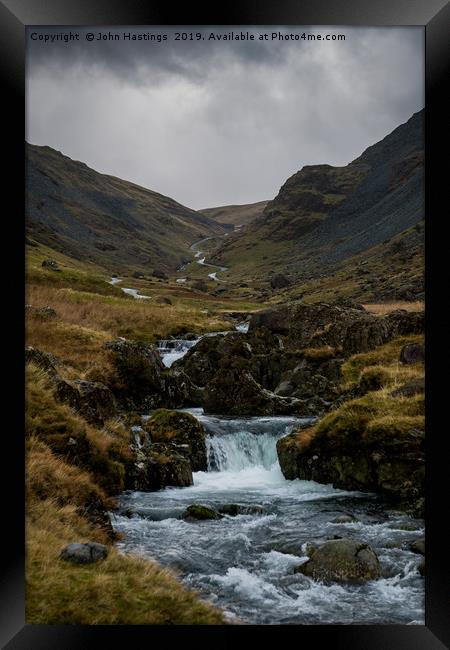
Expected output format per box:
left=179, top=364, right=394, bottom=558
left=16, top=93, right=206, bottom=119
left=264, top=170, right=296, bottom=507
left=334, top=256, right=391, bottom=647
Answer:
left=1, top=0, right=449, bottom=647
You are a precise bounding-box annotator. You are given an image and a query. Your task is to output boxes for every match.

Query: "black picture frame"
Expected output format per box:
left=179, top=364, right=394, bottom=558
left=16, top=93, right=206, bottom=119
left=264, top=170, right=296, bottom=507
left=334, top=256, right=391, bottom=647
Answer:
left=2, top=0, right=449, bottom=646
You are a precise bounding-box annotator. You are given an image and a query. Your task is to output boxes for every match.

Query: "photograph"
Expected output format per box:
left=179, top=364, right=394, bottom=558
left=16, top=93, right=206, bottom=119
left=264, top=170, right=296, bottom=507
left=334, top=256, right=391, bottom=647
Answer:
left=0, top=1, right=447, bottom=645
left=24, top=24, right=426, bottom=626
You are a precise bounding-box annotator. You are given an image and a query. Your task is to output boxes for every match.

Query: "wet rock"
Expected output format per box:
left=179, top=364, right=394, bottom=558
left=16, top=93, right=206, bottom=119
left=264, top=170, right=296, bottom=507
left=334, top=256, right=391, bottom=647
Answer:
left=410, top=538, right=425, bottom=555
left=399, top=343, right=425, bottom=365
left=277, top=421, right=425, bottom=513
left=182, top=505, right=222, bottom=521
left=59, top=542, right=108, bottom=564
left=143, top=409, right=207, bottom=471
left=331, top=514, right=358, bottom=524
left=130, top=443, right=193, bottom=491
left=295, top=539, right=381, bottom=583
left=218, top=504, right=265, bottom=517
left=418, top=560, right=425, bottom=576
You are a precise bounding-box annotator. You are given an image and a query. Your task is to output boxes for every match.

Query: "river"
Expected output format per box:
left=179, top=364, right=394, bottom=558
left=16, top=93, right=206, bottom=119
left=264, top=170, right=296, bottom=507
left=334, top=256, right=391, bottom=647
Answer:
left=109, top=240, right=424, bottom=625
left=111, top=346, right=424, bottom=625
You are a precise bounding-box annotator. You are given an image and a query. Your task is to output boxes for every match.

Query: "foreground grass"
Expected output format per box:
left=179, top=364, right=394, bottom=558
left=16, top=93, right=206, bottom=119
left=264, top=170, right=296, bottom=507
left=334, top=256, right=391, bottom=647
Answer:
left=27, top=498, right=225, bottom=625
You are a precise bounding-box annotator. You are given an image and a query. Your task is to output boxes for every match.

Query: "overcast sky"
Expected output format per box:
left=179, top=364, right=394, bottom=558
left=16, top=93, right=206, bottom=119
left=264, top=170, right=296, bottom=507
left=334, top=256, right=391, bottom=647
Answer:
left=26, top=26, right=423, bottom=210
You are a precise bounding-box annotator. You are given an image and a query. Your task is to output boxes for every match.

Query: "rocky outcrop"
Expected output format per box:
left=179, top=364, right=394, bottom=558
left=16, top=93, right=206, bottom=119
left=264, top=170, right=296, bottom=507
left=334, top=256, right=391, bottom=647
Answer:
left=277, top=422, right=425, bottom=515
left=59, top=542, right=108, bottom=565
left=249, top=303, right=424, bottom=357
left=54, top=378, right=117, bottom=426
left=295, top=539, right=381, bottom=583
left=105, top=338, right=196, bottom=411
left=203, top=365, right=323, bottom=416
left=143, top=409, right=207, bottom=471
left=26, top=346, right=117, bottom=425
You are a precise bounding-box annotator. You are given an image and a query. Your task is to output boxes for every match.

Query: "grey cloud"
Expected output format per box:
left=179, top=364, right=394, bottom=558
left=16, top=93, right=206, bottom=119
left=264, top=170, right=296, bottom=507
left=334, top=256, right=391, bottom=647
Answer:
left=26, top=26, right=424, bottom=209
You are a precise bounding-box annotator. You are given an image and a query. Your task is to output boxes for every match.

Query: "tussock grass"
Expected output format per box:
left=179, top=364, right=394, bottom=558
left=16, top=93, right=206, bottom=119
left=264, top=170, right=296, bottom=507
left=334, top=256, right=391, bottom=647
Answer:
left=341, top=335, right=424, bottom=387
left=26, top=363, right=132, bottom=495
left=290, top=335, right=425, bottom=451
left=27, top=500, right=225, bottom=625
left=26, top=367, right=226, bottom=625
left=302, top=345, right=336, bottom=362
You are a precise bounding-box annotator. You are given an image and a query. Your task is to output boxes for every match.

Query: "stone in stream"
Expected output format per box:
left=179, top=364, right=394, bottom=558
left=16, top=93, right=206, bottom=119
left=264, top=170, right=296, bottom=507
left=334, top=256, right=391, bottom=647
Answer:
left=295, top=538, right=381, bottom=583
left=130, top=443, right=193, bottom=491
left=59, top=542, right=108, bottom=564
left=331, top=514, right=358, bottom=524
left=410, top=538, right=425, bottom=555
left=182, top=505, right=223, bottom=521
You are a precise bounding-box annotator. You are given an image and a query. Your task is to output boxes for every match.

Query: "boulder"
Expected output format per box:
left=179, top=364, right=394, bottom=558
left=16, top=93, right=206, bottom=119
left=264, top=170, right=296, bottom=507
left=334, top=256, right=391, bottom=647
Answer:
left=182, top=505, right=222, bottom=521
left=410, top=538, right=425, bottom=555
left=249, top=305, right=291, bottom=335
left=155, top=296, right=172, bottom=305
left=295, top=539, right=381, bottom=583
left=41, top=258, right=60, bottom=271
left=59, top=542, right=108, bottom=564
left=54, top=378, right=117, bottom=426
left=143, top=409, right=207, bottom=471
left=399, top=342, right=425, bottom=365
left=270, top=273, right=291, bottom=289
left=130, top=443, right=193, bottom=491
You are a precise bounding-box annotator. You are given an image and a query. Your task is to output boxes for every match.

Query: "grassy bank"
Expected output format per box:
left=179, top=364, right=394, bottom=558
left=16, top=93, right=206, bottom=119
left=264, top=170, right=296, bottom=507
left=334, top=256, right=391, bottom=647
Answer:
left=25, top=363, right=225, bottom=624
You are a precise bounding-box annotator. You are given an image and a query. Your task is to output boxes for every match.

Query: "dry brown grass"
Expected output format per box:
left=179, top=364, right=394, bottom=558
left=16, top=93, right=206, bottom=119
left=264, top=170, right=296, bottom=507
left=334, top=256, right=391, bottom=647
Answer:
left=362, top=301, right=424, bottom=316
left=25, top=283, right=229, bottom=368
left=27, top=499, right=225, bottom=625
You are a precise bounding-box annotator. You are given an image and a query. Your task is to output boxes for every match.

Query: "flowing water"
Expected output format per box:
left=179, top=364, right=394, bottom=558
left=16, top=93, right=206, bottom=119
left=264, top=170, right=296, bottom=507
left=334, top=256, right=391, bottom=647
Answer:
left=112, top=409, right=425, bottom=625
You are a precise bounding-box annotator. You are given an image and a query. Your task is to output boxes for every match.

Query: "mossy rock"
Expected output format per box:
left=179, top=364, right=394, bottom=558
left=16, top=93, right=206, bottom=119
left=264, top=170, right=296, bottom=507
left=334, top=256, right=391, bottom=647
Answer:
left=144, top=409, right=207, bottom=471
left=182, top=505, right=222, bottom=521
left=295, top=538, right=381, bottom=583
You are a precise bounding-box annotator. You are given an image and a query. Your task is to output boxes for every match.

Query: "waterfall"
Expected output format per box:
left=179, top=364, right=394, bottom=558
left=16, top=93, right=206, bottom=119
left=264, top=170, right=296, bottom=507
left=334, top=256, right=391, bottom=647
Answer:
left=206, top=431, right=280, bottom=471
left=193, top=413, right=313, bottom=474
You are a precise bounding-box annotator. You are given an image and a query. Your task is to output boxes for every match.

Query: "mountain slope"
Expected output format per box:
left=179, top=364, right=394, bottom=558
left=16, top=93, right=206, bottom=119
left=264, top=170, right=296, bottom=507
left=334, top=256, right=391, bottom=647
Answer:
left=26, top=144, right=225, bottom=273
left=199, top=201, right=269, bottom=228
left=211, top=110, right=424, bottom=284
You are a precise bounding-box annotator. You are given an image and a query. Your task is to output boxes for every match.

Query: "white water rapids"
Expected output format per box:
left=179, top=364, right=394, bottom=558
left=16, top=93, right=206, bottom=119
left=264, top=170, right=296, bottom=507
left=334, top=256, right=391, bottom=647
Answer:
left=112, top=409, right=425, bottom=625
